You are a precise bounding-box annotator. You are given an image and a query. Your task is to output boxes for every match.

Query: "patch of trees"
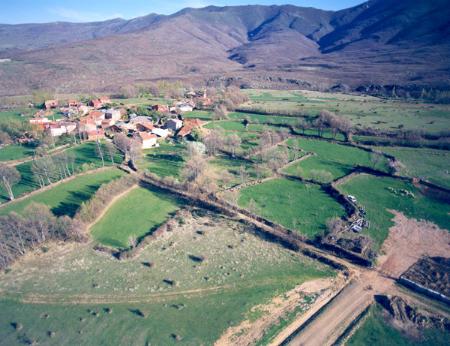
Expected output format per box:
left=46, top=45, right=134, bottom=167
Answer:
left=0, top=203, right=86, bottom=270
left=113, top=133, right=141, bottom=166
left=312, top=110, right=353, bottom=141
left=31, top=149, right=76, bottom=188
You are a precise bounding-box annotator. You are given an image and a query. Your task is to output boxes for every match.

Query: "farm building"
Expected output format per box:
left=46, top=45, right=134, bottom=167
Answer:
left=165, top=118, right=183, bottom=131
left=152, top=104, right=169, bottom=113
left=44, top=100, right=58, bottom=110
left=134, top=132, right=158, bottom=149
left=105, top=109, right=121, bottom=122
left=136, top=122, right=154, bottom=132
left=86, top=129, right=105, bottom=141
left=178, top=118, right=204, bottom=137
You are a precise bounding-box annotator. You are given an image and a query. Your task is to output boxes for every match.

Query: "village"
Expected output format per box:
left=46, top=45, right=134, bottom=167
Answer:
left=28, top=90, right=213, bottom=149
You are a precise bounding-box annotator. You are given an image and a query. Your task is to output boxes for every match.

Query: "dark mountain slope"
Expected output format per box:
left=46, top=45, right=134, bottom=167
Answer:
left=321, top=0, right=450, bottom=52
left=0, top=1, right=449, bottom=96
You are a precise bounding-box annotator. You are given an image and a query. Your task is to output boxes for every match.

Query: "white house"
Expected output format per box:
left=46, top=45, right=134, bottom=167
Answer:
left=152, top=128, right=169, bottom=138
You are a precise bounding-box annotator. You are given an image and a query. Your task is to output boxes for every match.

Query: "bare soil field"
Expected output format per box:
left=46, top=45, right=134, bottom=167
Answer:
left=378, top=211, right=450, bottom=278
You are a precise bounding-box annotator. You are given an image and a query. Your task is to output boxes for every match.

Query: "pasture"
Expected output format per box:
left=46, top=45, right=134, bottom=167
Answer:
left=91, top=186, right=181, bottom=248
left=0, top=168, right=124, bottom=217
left=0, top=211, right=334, bottom=345
left=0, top=144, right=35, bottom=162
left=375, top=146, right=450, bottom=190
left=137, top=141, right=186, bottom=178
left=338, top=174, right=450, bottom=249
left=0, top=142, right=123, bottom=203
left=238, top=178, right=345, bottom=238
left=241, top=89, right=450, bottom=134
left=347, top=304, right=449, bottom=346
left=283, top=138, right=390, bottom=182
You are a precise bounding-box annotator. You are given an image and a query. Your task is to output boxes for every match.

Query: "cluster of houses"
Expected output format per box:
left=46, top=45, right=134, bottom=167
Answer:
left=29, top=93, right=207, bottom=149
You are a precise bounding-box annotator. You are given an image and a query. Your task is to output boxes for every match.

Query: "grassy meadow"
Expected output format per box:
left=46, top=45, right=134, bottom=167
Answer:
left=0, top=168, right=124, bottom=217
left=0, top=212, right=334, bottom=345
left=137, top=141, right=186, bottom=178
left=338, top=174, right=450, bottom=249
left=375, top=146, right=450, bottom=190
left=91, top=186, right=181, bottom=248
left=241, top=89, right=450, bottom=134
left=0, top=142, right=123, bottom=203
left=283, top=138, right=390, bottom=182
left=239, top=178, right=345, bottom=238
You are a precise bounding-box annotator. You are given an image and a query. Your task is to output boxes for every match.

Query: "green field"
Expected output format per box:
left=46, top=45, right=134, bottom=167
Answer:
left=347, top=304, right=450, bottom=346
left=239, top=178, right=345, bottom=238
left=137, top=141, right=186, bottom=178
left=283, top=138, right=390, bottom=182
left=338, top=174, right=450, bottom=249
left=0, top=168, right=124, bottom=217
left=0, top=212, right=334, bottom=345
left=0, top=142, right=123, bottom=203
left=375, top=146, right=450, bottom=190
left=91, top=186, right=181, bottom=248
left=0, top=144, right=35, bottom=162
left=241, top=89, right=450, bottom=134
left=205, top=120, right=289, bottom=134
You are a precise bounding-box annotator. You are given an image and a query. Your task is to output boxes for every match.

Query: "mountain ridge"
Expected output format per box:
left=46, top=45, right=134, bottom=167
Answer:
left=0, top=0, right=449, bottom=97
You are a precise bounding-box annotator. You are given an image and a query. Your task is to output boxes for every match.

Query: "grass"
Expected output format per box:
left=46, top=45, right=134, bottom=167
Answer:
left=91, top=186, right=181, bottom=248
left=347, top=304, right=450, bottom=346
left=239, top=178, right=346, bottom=238
left=0, top=142, right=123, bottom=203
left=283, top=138, right=390, bottom=182
left=242, top=89, right=450, bottom=134
left=0, top=168, right=124, bottom=217
left=205, top=120, right=289, bottom=133
left=338, top=174, right=450, bottom=249
left=137, top=141, right=186, bottom=178
left=0, top=144, right=35, bottom=162
left=0, top=212, right=334, bottom=345
left=209, top=155, right=256, bottom=189
left=374, top=146, right=450, bottom=190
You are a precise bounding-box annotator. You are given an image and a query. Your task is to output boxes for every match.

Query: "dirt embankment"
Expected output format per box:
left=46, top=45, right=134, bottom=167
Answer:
left=215, top=277, right=340, bottom=346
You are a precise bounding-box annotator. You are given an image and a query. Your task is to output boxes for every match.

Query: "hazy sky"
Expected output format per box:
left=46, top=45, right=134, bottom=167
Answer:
left=0, top=0, right=364, bottom=24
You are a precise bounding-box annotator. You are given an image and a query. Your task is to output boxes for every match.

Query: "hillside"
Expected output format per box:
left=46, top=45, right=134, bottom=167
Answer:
left=0, top=0, right=449, bottom=96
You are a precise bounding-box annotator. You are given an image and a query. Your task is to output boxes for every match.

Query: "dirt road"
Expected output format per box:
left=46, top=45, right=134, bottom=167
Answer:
left=285, top=271, right=394, bottom=346
left=280, top=211, right=449, bottom=346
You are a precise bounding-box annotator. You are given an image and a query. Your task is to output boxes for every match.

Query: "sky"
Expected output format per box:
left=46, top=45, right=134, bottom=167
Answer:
left=0, top=0, right=364, bottom=24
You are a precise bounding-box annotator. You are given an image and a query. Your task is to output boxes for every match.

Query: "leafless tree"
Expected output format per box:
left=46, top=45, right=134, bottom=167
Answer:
left=212, top=104, right=229, bottom=120
left=0, top=164, right=21, bottom=201
left=105, top=142, right=117, bottom=164
left=95, top=140, right=105, bottom=167
left=224, top=133, right=241, bottom=157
